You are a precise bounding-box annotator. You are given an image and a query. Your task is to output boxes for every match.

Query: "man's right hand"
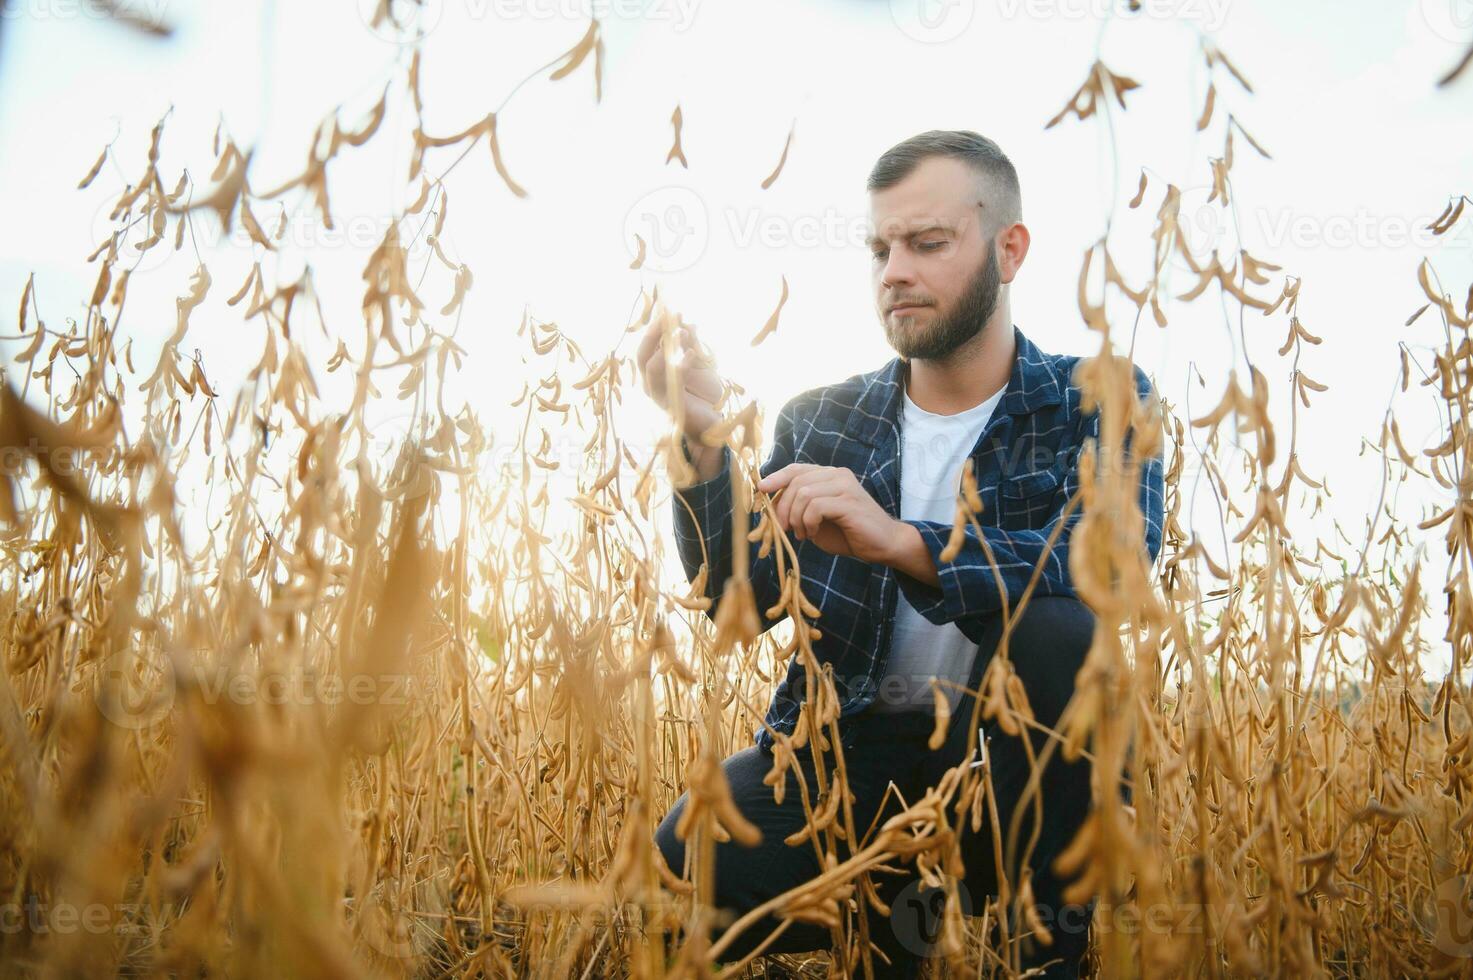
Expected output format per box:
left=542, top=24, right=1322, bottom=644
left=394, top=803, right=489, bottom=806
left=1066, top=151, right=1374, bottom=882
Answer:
left=635, top=308, right=727, bottom=482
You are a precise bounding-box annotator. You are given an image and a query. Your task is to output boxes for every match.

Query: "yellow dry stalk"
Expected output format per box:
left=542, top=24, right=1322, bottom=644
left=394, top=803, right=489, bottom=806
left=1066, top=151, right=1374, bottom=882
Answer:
left=2, top=24, right=1472, bottom=980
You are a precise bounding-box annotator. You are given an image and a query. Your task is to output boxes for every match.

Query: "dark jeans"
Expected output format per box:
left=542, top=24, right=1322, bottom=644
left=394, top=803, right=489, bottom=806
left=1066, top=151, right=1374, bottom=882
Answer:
left=654, top=596, right=1106, bottom=979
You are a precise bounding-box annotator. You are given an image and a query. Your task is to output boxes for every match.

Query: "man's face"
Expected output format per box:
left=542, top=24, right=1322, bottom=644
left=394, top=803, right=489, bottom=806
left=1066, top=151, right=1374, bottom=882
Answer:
left=868, top=156, right=1003, bottom=361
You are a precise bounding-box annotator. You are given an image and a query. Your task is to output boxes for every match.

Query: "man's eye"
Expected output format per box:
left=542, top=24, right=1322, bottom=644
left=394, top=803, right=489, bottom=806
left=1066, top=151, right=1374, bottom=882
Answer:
left=918, top=241, right=945, bottom=251
left=871, top=250, right=888, bottom=261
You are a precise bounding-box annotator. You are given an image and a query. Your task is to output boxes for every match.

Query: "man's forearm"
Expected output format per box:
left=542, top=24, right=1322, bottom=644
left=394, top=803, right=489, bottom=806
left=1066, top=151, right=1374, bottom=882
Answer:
left=883, top=521, right=940, bottom=588
left=690, top=442, right=725, bottom=483
left=678, top=432, right=727, bottom=484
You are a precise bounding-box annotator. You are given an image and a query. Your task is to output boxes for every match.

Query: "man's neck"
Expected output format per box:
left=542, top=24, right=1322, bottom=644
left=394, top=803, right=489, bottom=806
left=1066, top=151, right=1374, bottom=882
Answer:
left=904, top=318, right=1016, bottom=416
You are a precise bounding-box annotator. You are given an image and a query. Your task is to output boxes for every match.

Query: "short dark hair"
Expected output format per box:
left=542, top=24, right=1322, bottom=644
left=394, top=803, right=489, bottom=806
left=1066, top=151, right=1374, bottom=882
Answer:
left=867, top=130, right=1022, bottom=229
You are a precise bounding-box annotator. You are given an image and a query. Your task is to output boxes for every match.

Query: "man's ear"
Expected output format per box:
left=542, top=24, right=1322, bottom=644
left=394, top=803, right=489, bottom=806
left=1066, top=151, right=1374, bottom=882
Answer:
left=998, top=222, right=1031, bottom=284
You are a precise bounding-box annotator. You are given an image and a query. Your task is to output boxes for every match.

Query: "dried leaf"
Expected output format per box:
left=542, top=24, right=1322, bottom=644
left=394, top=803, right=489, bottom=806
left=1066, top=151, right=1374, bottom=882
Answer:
left=761, top=121, right=795, bottom=190
left=750, top=275, right=788, bottom=347
left=666, top=104, right=688, bottom=168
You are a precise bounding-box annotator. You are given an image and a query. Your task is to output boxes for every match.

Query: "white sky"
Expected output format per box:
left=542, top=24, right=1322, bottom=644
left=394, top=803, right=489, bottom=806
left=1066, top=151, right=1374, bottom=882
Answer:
left=0, top=0, right=1470, bottom=670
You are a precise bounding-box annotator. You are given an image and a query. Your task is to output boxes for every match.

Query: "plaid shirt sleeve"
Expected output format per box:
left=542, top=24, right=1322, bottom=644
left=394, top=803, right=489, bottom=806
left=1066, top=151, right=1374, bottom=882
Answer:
left=893, top=365, right=1165, bottom=630
left=670, top=400, right=796, bottom=630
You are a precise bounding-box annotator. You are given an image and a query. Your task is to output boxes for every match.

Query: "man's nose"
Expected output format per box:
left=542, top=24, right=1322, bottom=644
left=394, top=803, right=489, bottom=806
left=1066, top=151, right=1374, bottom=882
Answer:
left=880, top=250, right=916, bottom=290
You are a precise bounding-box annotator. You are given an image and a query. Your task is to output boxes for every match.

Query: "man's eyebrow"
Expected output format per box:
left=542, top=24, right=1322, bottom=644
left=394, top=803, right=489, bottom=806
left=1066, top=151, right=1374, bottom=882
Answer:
left=864, top=224, right=955, bottom=248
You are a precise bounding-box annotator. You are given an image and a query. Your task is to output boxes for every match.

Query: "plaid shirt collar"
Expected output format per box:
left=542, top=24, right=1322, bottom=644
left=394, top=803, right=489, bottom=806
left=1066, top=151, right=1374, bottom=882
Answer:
left=839, top=325, right=1068, bottom=519
left=840, top=326, right=1066, bottom=449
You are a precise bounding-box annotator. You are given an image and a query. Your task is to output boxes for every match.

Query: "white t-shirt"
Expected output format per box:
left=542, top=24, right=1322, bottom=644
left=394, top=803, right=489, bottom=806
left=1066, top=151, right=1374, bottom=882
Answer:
left=871, top=381, right=1005, bottom=714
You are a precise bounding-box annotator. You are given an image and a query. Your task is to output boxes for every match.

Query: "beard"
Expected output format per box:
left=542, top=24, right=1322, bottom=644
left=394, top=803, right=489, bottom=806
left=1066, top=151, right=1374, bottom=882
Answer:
left=883, top=239, right=1001, bottom=361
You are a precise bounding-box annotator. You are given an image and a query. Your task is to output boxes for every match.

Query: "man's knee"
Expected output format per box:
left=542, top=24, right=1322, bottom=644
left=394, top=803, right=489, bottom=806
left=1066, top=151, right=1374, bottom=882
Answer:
left=1003, top=596, right=1095, bottom=725
left=1010, top=596, right=1094, bottom=649
left=654, top=798, right=688, bottom=879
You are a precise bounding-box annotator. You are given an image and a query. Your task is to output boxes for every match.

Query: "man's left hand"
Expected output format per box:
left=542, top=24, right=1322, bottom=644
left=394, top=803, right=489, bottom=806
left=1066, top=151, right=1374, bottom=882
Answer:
left=756, top=464, right=902, bottom=564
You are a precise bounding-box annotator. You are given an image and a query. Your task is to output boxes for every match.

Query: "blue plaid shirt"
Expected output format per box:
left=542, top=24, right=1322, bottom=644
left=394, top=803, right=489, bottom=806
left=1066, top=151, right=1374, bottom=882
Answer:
left=672, top=325, right=1165, bottom=752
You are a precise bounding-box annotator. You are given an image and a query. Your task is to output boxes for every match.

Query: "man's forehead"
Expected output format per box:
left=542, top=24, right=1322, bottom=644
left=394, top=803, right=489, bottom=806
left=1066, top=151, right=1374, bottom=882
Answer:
left=864, top=205, right=982, bottom=241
